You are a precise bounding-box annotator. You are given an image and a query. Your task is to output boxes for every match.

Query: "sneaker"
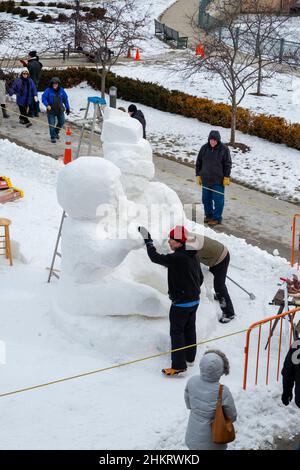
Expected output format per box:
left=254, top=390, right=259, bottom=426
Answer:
left=186, top=361, right=195, bottom=368
left=162, top=368, right=187, bottom=377
left=25, top=122, right=32, bottom=128
left=51, top=138, right=56, bottom=143
left=219, top=314, right=235, bottom=324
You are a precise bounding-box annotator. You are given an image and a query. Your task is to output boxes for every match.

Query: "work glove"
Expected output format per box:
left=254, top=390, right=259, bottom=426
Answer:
left=281, top=392, right=293, bottom=406
left=196, top=176, right=202, bottom=186
left=223, top=177, right=230, bottom=186
left=34, top=96, right=38, bottom=103
left=66, top=108, right=70, bottom=116
left=138, top=226, right=153, bottom=246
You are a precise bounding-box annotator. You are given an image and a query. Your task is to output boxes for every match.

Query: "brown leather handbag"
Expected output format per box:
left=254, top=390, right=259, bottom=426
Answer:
left=211, top=385, right=236, bottom=444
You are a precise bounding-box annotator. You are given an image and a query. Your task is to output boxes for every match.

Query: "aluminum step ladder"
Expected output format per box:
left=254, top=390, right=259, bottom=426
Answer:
left=47, top=211, right=66, bottom=283
left=75, top=96, right=107, bottom=159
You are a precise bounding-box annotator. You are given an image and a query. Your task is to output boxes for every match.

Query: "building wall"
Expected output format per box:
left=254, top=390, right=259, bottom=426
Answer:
left=241, top=0, right=294, bottom=14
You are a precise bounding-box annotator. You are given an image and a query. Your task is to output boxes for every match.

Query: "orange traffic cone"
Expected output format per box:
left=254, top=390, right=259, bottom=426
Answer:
left=64, top=127, right=72, bottom=165
left=135, top=48, right=140, bottom=61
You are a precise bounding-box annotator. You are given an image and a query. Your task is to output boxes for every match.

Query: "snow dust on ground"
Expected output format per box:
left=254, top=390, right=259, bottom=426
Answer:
left=64, top=83, right=300, bottom=203
left=0, top=136, right=299, bottom=450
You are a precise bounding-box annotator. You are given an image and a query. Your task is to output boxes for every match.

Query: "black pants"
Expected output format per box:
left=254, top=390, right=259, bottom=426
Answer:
left=18, top=105, right=30, bottom=124
left=170, top=304, right=198, bottom=370
left=210, top=253, right=235, bottom=318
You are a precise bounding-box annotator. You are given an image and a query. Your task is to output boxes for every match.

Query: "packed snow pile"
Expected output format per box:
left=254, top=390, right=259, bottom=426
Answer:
left=54, top=108, right=202, bottom=352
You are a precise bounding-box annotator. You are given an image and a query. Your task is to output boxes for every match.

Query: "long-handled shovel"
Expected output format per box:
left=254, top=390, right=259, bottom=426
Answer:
left=227, top=275, right=256, bottom=300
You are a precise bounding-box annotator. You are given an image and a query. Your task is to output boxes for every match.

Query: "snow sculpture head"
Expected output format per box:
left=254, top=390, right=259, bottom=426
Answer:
left=57, top=157, right=124, bottom=220
left=102, top=107, right=155, bottom=199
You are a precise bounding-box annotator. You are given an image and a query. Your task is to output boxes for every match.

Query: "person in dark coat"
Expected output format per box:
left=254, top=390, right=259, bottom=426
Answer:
left=128, top=104, right=146, bottom=139
left=27, top=51, right=43, bottom=117
left=282, top=340, right=300, bottom=409
left=42, top=77, right=70, bottom=143
left=138, top=225, right=203, bottom=376
left=8, top=68, right=38, bottom=127
left=196, top=130, right=232, bottom=226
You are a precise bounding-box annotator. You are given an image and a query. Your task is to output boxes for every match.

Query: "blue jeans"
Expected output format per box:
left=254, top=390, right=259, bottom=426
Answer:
left=47, top=112, right=65, bottom=140
left=202, top=184, right=225, bottom=222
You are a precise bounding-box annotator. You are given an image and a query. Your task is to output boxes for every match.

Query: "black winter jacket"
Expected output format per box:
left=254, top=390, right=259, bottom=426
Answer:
left=196, top=130, right=232, bottom=186
left=145, top=244, right=203, bottom=304
left=132, top=110, right=146, bottom=139
left=27, top=57, right=43, bottom=87
left=282, top=342, right=300, bottom=408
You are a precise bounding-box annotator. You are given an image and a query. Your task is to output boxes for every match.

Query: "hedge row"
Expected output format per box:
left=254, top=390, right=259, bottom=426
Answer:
left=32, top=67, right=300, bottom=151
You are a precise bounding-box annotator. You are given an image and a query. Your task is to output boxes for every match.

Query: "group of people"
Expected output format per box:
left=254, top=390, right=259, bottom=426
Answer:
left=138, top=224, right=299, bottom=449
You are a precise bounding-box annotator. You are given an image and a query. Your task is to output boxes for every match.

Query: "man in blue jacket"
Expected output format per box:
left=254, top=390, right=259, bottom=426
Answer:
left=42, top=77, right=70, bottom=143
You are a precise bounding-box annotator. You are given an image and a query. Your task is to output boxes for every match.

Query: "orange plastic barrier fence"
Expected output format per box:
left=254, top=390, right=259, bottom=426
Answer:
left=243, top=308, right=300, bottom=390
left=291, top=214, right=300, bottom=270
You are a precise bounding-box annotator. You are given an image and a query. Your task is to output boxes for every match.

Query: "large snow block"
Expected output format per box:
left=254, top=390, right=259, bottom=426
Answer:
left=102, top=115, right=143, bottom=144
left=57, top=157, right=123, bottom=220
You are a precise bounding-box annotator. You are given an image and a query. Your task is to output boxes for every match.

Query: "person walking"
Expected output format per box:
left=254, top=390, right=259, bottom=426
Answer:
left=281, top=341, right=300, bottom=409
left=188, top=233, right=235, bottom=323
left=128, top=104, right=146, bottom=139
left=42, top=77, right=70, bottom=143
left=0, top=69, right=9, bottom=119
left=138, top=225, right=203, bottom=376
left=185, top=350, right=237, bottom=450
left=8, top=68, right=38, bottom=128
left=196, top=130, right=232, bottom=226
left=26, top=51, right=43, bottom=117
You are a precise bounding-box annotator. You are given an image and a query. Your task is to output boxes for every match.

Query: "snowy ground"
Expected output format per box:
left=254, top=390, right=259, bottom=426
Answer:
left=0, top=137, right=299, bottom=450
left=113, top=58, right=300, bottom=124
left=0, top=0, right=176, bottom=56
left=64, top=83, right=300, bottom=203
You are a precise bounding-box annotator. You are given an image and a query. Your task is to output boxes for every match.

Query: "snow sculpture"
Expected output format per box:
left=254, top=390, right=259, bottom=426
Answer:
left=55, top=157, right=169, bottom=319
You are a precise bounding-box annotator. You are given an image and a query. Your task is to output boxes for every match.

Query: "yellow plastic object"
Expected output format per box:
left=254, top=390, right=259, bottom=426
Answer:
left=13, top=187, right=24, bottom=198
left=0, top=176, right=12, bottom=188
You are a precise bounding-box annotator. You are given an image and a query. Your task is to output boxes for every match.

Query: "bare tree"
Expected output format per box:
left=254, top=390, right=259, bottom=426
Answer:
left=77, top=0, right=150, bottom=98
left=237, top=0, right=291, bottom=95
left=185, top=0, right=294, bottom=145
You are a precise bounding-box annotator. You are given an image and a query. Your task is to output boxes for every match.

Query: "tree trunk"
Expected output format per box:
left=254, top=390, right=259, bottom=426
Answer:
left=256, top=56, right=262, bottom=96
left=230, top=93, right=237, bottom=146
left=101, top=70, right=107, bottom=99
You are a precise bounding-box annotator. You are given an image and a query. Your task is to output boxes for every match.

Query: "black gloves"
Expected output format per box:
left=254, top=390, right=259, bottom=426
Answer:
left=282, top=392, right=293, bottom=406
left=66, top=109, right=70, bottom=116
left=138, top=226, right=153, bottom=246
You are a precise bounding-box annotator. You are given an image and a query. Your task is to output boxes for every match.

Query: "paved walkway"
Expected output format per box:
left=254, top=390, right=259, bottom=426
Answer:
left=0, top=103, right=100, bottom=160
left=160, top=0, right=204, bottom=44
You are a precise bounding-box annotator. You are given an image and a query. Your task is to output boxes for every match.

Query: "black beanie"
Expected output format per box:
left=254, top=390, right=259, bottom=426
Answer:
left=29, top=51, right=37, bottom=58
left=128, top=104, right=137, bottom=113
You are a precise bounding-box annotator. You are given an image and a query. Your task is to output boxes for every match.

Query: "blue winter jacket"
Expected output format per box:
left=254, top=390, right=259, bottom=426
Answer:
left=42, top=87, right=70, bottom=112
left=9, top=77, right=37, bottom=107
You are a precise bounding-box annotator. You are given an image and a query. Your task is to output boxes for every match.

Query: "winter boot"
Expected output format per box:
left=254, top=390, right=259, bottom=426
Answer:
left=26, top=122, right=32, bottom=128
left=162, top=368, right=187, bottom=377
left=219, top=314, right=235, bottom=324
left=208, top=220, right=221, bottom=226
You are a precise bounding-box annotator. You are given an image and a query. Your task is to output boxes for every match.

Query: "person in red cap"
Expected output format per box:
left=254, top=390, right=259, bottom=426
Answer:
left=138, top=225, right=203, bottom=377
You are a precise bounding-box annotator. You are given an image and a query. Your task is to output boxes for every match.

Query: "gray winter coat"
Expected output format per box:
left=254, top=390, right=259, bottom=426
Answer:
left=184, top=353, right=237, bottom=450
left=0, top=80, right=6, bottom=105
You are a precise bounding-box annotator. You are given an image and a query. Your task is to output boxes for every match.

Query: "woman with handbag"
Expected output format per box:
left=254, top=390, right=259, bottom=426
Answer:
left=184, top=350, right=237, bottom=450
